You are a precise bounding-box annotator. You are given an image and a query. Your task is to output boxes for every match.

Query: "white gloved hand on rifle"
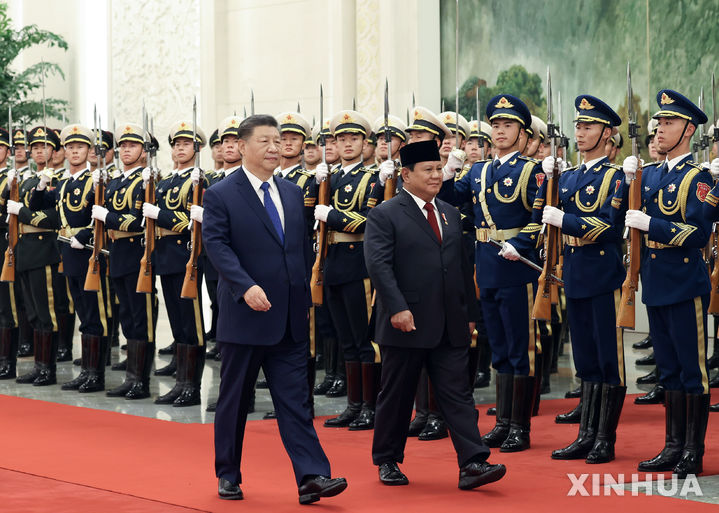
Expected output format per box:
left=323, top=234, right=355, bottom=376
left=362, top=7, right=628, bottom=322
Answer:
left=378, top=160, right=395, bottom=186
left=315, top=162, right=329, bottom=184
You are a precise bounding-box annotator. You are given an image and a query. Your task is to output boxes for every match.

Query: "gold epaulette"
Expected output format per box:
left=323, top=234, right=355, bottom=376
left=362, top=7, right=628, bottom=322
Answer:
left=517, top=155, right=540, bottom=164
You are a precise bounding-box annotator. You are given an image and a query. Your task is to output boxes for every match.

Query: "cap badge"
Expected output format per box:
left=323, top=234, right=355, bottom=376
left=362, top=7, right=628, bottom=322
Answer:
left=578, top=98, right=595, bottom=110
left=495, top=97, right=514, bottom=109
left=660, top=93, right=674, bottom=105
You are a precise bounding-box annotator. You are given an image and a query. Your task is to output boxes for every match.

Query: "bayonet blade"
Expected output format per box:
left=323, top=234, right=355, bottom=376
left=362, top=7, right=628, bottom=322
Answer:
left=384, top=78, right=391, bottom=147
left=250, top=89, right=255, bottom=115
left=352, top=97, right=357, bottom=111
left=297, top=101, right=301, bottom=113
left=412, top=92, right=415, bottom=109
left=455, top=0, right=460, bottom=149
left=712, top=72, right=717, bottom=142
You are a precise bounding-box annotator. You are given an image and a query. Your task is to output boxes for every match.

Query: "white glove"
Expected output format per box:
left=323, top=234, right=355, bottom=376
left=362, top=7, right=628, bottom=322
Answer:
left=6, top=200, right=21, bottom=215
left=315, top=163, right=329, bottom=184
left=498, top=242, right=520, bottom=261
left=190, top=204, right=203, bottom=223
left=314, top=204, right=332, bottom=222
left=190, top=168, right=202, bottom=185
left=143, top=202, right=160, bottom=220
left=6, top=169, right=17, bottom=189
left=142, top=167, right=152, bottom=186
left=36, top=169, right=53, bottom=191
left=91, top=205, right=108, bottom=222
left=442, top=149, right=466, bottom=181
left=542, top=156, right=557, bottom=179
left=710, top=158, right=719, bottom=179
left=542, top=206, right=564, bottom=228
left=70, top=237, right=84, bottom=250
left=378, top=160, right=395, bottom=186
left=625, top=209, right=651, bottom=232
left=622, top=156, right=638, bottom=184
left=92, top=168, right=102, bottom=186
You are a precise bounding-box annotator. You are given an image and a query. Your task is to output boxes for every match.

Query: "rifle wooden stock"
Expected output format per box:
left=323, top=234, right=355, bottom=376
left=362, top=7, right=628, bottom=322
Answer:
left=0, top=175, right=18, bottom=282
left=617, top=166, right=643, bottom=329
left=708, top=225, right=719, bottom=314
left=310, top=178, right=330, bottom=305
left=136, top=178, right=155, bottom=294
left=384, top=176, right=396, bottom=202
left=181, top=180, right=203, bottom=299
left=532, top=165, right=560, bottom=321
left=83, top=179, right=105, bottom=291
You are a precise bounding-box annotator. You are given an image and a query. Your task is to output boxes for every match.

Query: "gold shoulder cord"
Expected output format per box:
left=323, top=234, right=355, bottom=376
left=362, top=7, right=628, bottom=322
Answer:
left=478, top=161, right=496, bottom=228
left=333, top=171, right=372, bottom=212
left=575, top=168, right=617, bottom=213
left=111, top=176, right=142, bottom=211
left=659, top=168, right=699, bottom=220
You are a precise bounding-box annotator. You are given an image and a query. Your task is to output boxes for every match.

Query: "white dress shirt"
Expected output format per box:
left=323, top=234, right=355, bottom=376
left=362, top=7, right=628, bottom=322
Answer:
left=665, top=152, right=691, bottom=172
left=224, top=164, right=241, bottom=176
left=243, top=167, right=285, bottom=229
left=493, top=150, right=520, bottom=167
left=404, top=188, right=443, bottom=237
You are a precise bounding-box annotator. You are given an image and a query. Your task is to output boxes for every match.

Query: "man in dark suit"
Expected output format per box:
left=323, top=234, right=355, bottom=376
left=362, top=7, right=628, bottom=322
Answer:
left=365, top=140, right=506, bottom=489
left=202, top=115, right=347, bottom=504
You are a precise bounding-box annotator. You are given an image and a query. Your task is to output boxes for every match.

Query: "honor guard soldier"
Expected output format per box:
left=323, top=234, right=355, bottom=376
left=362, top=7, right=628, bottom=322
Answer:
left=311, top=110, right=379, bottom=430
left=30, top=124, right=110, bottom=392
left=370, top=114, right=407, bottom=204
left=606, top=132, right=623, bottom=164
left=8, top=126, right=67, bottom=386
left=303, top=129, right=322, bottom=172
left=465, top=120, right=492, bottom=165
left=617, top=90, right=712, bottom=477
left=363, top=131, right=377, bottom=168
left=539, top=95, right=627, bottom=463
left=142, top=121, right=207, bottom=407
left=440, top=95, right=545, bottom=452
left=50, top=128, right=67, bottom=183
left=0, top=128, right=19, bottom=380
left=275, top=112, right=314, bottom=219
left=6, top=128, right=33, bottom=358
left=208, top=129, right=223, bottom=180
left=93, top=123, right=155, bottom=400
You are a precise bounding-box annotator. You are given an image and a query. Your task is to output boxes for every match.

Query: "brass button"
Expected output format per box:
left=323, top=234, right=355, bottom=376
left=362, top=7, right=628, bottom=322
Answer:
left=667, top=201, right=672, bottom=205
left=481, top=221, right=486, bottom=226
left=651, top=253, right=656, bottom=259
left=571, top=248, right=575, bottom=253
left=683, top=257, right=689, bottom=263
left=38, top=235, right=42, bottom=240
left=349, top=244, right=355, bottom=249
left=570, top=197, right=574, bottom=202
left=177, top=240, right=182, bottom=245
left=129, top=238, right=134, bottom=242
left=654, top=198, right=658, bottom=203
left=487, top=188, right=491, bottom=193
left=599, top=250, right=605, bottom=256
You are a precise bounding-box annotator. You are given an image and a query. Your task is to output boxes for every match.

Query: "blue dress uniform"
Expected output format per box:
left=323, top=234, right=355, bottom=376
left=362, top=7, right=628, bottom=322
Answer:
left=441, top=95, right=543, bottom=453
left=613, top=90, right=712, bottom=478
left=103, top=123, right=155, bottom=400
left=308, top=110, right=379, bottom=429
left=0, top=128, right=20, bottom=380
left=13, top=127, right=69, bottom=387
left=151, top=121, right=207, bottom=407
left=542, top=95, right=628, bottom=463
left=30, top=124, right=110, bottom=393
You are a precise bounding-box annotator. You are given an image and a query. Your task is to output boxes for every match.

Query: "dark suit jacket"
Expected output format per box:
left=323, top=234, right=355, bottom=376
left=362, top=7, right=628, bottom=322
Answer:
left=364, top=189, right=478, bottom=349
left=202, top=167, right=313, bottom=346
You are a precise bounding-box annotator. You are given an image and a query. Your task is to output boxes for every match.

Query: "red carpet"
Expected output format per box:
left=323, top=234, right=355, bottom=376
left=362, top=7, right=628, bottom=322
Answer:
left=0, top=394, right=717, bottom=512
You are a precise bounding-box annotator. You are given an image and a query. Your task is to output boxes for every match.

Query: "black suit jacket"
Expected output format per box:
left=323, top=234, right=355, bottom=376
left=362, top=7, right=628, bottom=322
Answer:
left=364, top=189, right=478, bottom=349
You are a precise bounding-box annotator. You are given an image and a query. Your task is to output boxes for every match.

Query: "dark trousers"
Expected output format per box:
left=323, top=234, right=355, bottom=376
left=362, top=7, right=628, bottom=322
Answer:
left=112, top=271, right=154, bottom=342
left=19, top=264, right=65, bottom=332
left=66, top=273, right=108, bottom=337
left=566, top=289, right=624, bottom=385
left=647, top=295, right=709, bottom=394
left=159, top=272, right=204, bottom=346
left=206, top=277, right=218, bottom=339
left=214, top=333, right=331, bottom=485
left=481, top=282, right=537, bottom=376
left=372, top=337, right=490, bottom=467
left=326, top=279, right=374, bottom=362
left=0, top=280, right=18, bottom=328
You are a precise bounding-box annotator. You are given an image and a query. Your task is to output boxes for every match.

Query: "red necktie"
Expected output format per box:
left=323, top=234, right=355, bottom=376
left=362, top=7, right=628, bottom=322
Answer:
left=424, top=203, right=442, bottom=243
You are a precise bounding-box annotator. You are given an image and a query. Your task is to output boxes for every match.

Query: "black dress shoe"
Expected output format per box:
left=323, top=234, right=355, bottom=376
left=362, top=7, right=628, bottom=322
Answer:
left=111, top=359, right=127, bottom=371
left=635, top=352, right=655, bottom=366
left=632, top=335, right=652, bottom=350
left=73, top=358, right=81, bottom=366
left=158, top=341, right=176, bottom=355
left=418, top=417, right=448, bottom=441
left=298, top=475, right=347, bottom=505
left=313, top=375, right=335, bottom=395
left=263, top=410, right=277, bottom=419
left=56, top=347, right=72, bottom=362
left=256, top=378, right=269, bottom=389
left=458, top=461, right=507, bottom=490
left=378, top=462, right=408, bottom=486
left=636, top=368, right=658, bottom=385
left=474, top=371, right=491, bottom=389
left=555, top=402, right=581, bottom=424
left=709, top=371, right=719, bottom=389
left=218, top=478, right=243, bottom=500
left=407, top=415, right=427, bottom=436
left=206, top=400, right=217, bottom=412
left=325, top=378, right=346, bottom=397
left=635, top=385, right=665, bottom=405
left=486, top=406, right=496, bottom=415
left=565, top=384, right=581, bottom=398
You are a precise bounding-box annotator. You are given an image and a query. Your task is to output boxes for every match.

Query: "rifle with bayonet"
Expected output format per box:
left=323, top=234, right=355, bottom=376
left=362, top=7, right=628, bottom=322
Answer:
left=617, top=63, right=643, bottom=329
left=532, top=68, right=562, bottom=321
left=181, top=96, right=204, bottom=299
left=1, top=106, right=18, bottom=283
left=137, top=107, right=155, bottom=294
left=382, top=79, right=400, bottom=201
left=84, top=107, right=107, bottom=291
left=708, top=73, right=719, bottom=314
left=310, top=84, right=329, bottom=305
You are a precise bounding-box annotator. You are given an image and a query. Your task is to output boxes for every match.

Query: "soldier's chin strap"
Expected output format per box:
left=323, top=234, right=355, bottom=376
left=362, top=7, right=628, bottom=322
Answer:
left=664, top=119, right=691, bottom=156
left=586, top=125, right=610, bottom=153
